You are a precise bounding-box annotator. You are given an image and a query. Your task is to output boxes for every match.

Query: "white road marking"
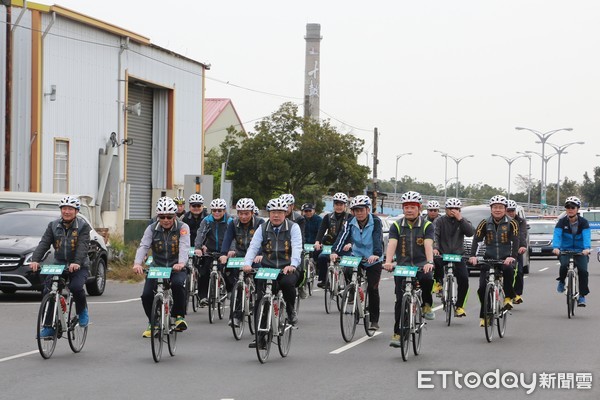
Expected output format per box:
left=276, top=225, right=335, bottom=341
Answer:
left=0, top=350, right=38, bottom=363
left=330, top=331, right=382, bottom=354
left=539, top=267, right=549, bottom=272
left=88, top=298, right=140, bottom=304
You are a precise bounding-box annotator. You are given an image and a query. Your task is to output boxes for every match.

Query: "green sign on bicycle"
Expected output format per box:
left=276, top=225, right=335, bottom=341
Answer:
left=304, top=244, right=315, bottom=252
left=442, top=254, right=462, bottom=262
left=227, top=258, right=245, bottom=268
left=188, top=247, right=195, bottom=257
left=321, top=245, right=332, bottom=255
left=340, top=256, right=362, bottom=268
left=393, top=266, right=419, bottom=277
left=147, top=267, right=172, bottom=279
left=40, top=265, right=66, bottom=275
left=255, top=268, right=280, bottom=280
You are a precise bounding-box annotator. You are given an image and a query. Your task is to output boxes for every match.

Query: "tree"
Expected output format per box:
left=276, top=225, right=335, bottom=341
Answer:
left=205, top=102, right=369, bottom=208
left=582, top=167, right=600, bottom=207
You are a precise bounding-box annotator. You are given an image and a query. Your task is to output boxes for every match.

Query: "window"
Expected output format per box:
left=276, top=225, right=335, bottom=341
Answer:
left=54, top=139, right=69, bottom=193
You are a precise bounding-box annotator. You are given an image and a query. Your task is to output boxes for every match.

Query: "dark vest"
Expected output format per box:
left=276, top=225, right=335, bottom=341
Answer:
left=150, top=220, right=183, bottom=268
left=261, top=219, right=294, bottom=269
left=393, top=216, right=432, bottom=266
left=234, top=216, right=263, bottom=256
left=483, top=216, right=513, bottom=259
left=323, top=212, right=351, bottom=245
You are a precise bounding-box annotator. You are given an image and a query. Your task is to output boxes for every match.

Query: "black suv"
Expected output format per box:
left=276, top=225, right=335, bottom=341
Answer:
left=0, top=209, right=108, bottom=295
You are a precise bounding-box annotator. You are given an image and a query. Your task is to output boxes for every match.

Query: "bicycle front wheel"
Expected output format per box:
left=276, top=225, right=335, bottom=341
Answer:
left=277, top=299, right=293, bottom=357
left=248, top=281, right=256, bottom=335
left=324, top=272, right=333, bottom=314
left=399, top=294, right=411, bottom=362
left=217, top=274, right=226, bottom=320
left=150, top=295, right=164, bottom=362
left=208, top=273, right=216, bottom=324
left=567, top=271, right=575, bottom=318
left=255, top=296, right=272, bottom=364
left=37, top=293, right=59, bottom=359
left=497, top=287, right=507, bottom=338
left=167, top=296, right=177, bottom=357
left=67, top=296, right=87, bottom=353
left=445, top=277, right=454, bottom=326
left=340, top=284, right=358, bottom=343
left=363, top=289, right=373, bottom=337
left=307, top=260, right=315, bottom=296
left=230, top=282, right=245, bottom=340
left=413, top=296, right=423, bottom=355
left=483, top=283, right=495, bottom=343
left=190, top=270, right=198, bottom=313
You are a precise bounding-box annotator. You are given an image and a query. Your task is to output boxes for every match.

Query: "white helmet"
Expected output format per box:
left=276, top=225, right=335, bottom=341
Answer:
left=332, top=192, right=349, bottom=204
left=401, top=191, right=422, bottom=205
left=489, top=195, right=508, bottom=207
left=426, top=200, right=440, bottom=210
left=565, top=196, right=581, bottom=208
left=349, top=195, right=371, bottom=209
left=156, top=196, right=177, bottom=215
left=253, top=206, right=260, bottom=216
left=210, top=198, right=227, bottom=210
left=279, top=193, right=295, bottom=206
left=267, top=198, right=288, bottom=212
left=236, top=198, right=255, bottom=211
left=59, top=195, right=81, bottom=210
left=507, top=200, right=518, bottom=210
left=445, top=198, right=462, bottom=208
left=188, top=194, right=204, bottom=205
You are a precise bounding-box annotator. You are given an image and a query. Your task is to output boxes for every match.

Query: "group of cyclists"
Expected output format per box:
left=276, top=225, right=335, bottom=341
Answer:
left=33, top=189, right=593, bottom=352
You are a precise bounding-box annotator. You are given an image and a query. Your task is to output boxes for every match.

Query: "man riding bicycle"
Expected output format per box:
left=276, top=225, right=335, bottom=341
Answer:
left=433, top=197, right=474, bottom=317
left=552, top=196, right=591, bottom=307
left=31, top=195, right=91, bottom=338
left=506, top=199, right=527, bottom=305
left=182, top=194, right=208, bottom=246
left=425, top=200, right=443, bottom=295
left=331, top=194, right=383, bottom=332
left=133, top=197, right=191, bottom=337
left=173, top=196, right=186, bottom=220
left=243, top=198, right=302, bottom=348
left=384, top=191, right=435, bottom=347
left=469, top=195, right=519, bottom=327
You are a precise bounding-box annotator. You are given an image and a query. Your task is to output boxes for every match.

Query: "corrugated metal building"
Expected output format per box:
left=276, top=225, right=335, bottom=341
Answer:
left=1, top=1, right=208, bottom=232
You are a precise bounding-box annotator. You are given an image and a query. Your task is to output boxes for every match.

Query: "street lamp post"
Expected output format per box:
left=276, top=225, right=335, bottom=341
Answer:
left=491, top=154, right=526, bottom=199
left=547, top=141, right=584, bottom=208
left=447, top=154, right=474, bottom=198
left=525, top=150, right=558, bottom=211
left=516, top=151, right=532, bottom=211
left=394, top=152, right=412, bottom=211
left=515, top=127, right=572, bottom=210
left=434, top=150, right=448, bottom=201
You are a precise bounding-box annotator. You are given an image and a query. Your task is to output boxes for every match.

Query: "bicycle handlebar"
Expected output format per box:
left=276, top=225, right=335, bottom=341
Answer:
left=559, top=251, right=584, bottom=256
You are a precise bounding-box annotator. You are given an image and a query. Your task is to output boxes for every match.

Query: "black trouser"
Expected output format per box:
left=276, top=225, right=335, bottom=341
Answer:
left=230, top=265, right=259, bottom=321
left=433, top=258, right=444, bottom=284
left=141, top=269, right=187, bottom=323
left=316, top=251, right=330, bottom=282
left=253, top=269, right=299, bottom=323
left=444, top=260, right=469, bottom=308
left=197, top=256, right=232, bottom=299
left=43, top=267, right=89, bottom=316
left=343, top=262, right=382, bottom=324
left=558, top=254, right=590, bottom=297
left=477, top=262, right=515, bottom=318
left=394, top=270, right=433, bottom=334
left=514, top=253, right=524, bottom=296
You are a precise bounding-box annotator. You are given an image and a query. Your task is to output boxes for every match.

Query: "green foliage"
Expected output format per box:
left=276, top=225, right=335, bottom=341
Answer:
left=205, top=102, right=369, bottom=208
left=582, top=167, right=600, bottom=207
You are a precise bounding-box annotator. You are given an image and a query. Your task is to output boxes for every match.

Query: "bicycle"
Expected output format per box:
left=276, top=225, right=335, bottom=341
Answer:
left=323, top=246, right=342, bottom=314
left=480, top=258, right=509, bottom=343
left=253, top=268, right=294, bottom=363
left=36, top=265, right=88, bottom=359
left=561, top=251, right=583, bottom=319
left=146, top=264, right=177, bottom=363
left=438, top=254, right=462, bottom=326
left=393, top=265, right=425, bottom=362
left=303, top=244, right=317, bottom=296
left=339, top=256, right=373, bottom=343
left=185, top=247, right=201, bottom=313
left=201, top=252, right=227, bottom=324
left=227, top=258, right=256, bottom=340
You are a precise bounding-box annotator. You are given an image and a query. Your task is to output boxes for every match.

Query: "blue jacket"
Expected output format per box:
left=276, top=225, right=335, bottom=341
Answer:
left=553, top=215, right=591, bottom=252
left=333, top=213, right=383, bottom=267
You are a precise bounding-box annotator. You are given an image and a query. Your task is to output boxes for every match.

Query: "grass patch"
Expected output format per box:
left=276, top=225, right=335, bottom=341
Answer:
left=107, top=234, right=144, bottom=283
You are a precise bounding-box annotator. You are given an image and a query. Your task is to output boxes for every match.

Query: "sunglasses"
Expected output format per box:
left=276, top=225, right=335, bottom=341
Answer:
left=565, top=205, right=577, bottom=210
left=212, top=209, right=224, bottom=212
left=190, top=204, right=203, bottom=208
left=158, top=215, right=174, bottom=220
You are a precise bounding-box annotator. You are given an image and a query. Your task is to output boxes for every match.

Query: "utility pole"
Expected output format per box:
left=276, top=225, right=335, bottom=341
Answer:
left=372, top=127, right=379, bottom=213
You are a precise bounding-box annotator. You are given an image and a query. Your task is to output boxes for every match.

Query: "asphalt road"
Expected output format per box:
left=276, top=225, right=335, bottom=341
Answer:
left=1, top=258, right=599, bottom=400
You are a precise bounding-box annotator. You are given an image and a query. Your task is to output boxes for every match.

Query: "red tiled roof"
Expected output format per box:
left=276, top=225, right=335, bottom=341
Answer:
left=204, top=98, right=246, bottom=133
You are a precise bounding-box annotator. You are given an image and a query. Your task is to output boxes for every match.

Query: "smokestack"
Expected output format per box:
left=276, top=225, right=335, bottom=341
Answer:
left=304, top=23, right=322, bottom=121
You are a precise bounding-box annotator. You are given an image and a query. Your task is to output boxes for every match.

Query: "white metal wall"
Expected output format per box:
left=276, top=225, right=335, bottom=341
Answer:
left=10, top=11, right=32, bottom=191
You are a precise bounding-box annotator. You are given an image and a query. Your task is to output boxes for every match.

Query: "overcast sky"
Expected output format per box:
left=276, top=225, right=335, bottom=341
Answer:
left=53, top=0, right=600, bottom=196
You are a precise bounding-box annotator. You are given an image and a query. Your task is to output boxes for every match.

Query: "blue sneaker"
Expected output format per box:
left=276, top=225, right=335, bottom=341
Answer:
left=78, top=308, right=89, bottom=327
left=577, top=296, right=586, bottom=307
left=557, top=281, right=565, bottom=293
left=40, top=327, right=55, bottom=338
